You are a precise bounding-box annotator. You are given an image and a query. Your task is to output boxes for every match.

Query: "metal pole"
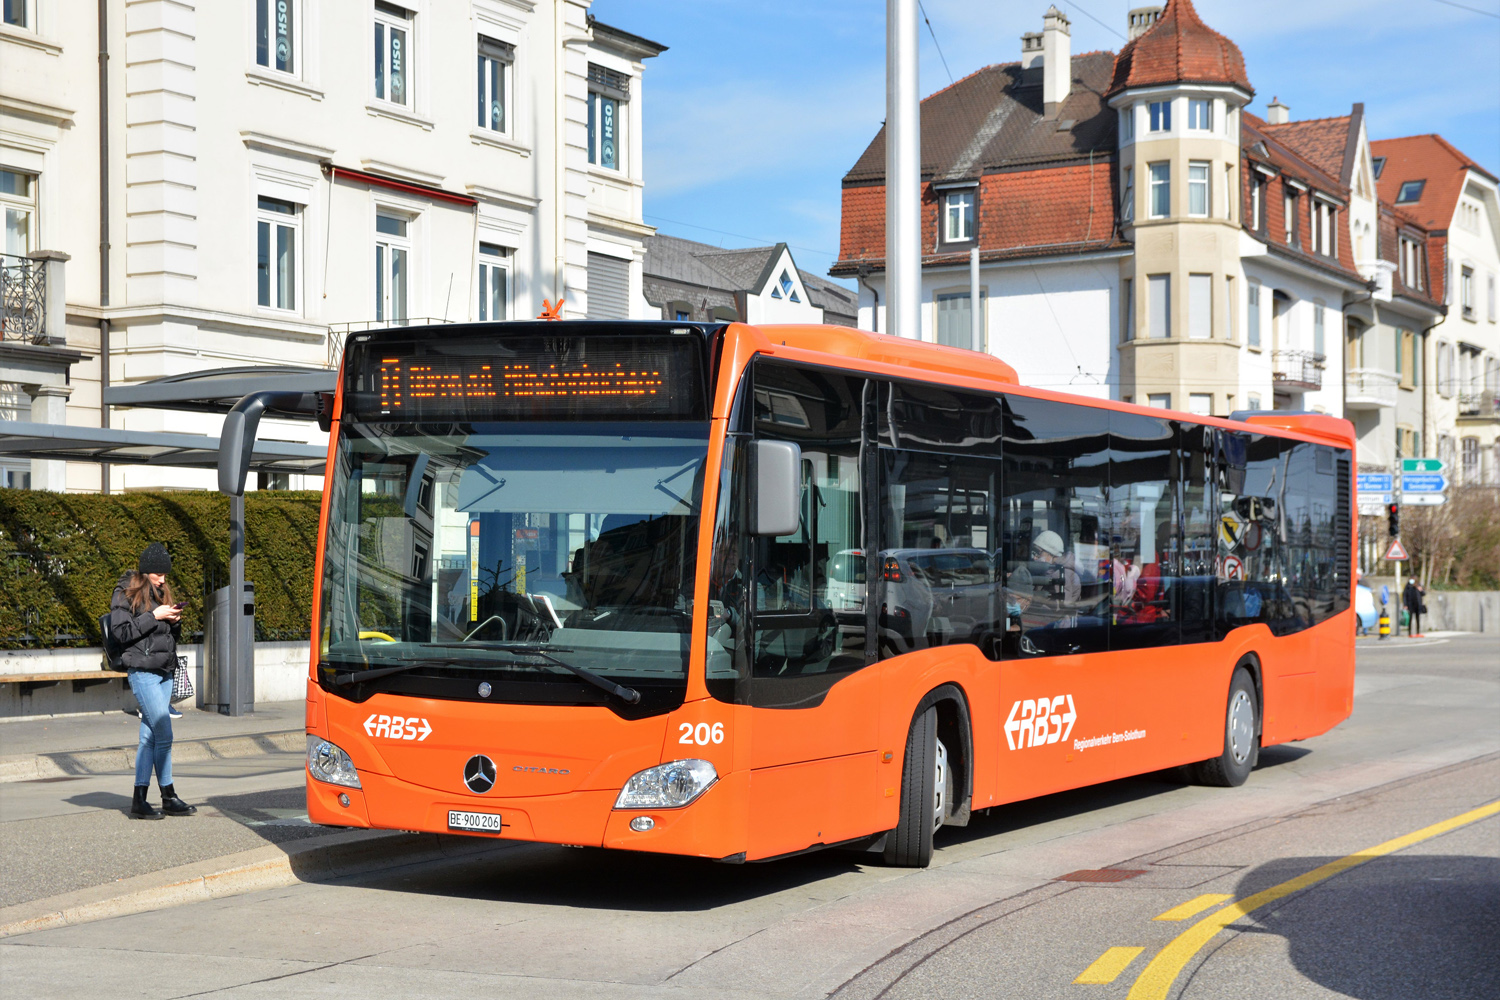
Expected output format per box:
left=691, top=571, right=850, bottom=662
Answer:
left=969, top=246, right=981, bottom=352
left=228, top=493, right=245, bottom=715
left=886, top=0, right=920, bottom=340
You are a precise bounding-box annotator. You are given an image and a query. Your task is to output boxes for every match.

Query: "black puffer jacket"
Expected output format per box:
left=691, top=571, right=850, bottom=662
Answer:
left=109, top=571, right=180, bottom=675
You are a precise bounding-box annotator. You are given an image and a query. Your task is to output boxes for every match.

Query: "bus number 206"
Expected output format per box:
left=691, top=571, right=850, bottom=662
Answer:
left=679, top=722, right=725, bottom=746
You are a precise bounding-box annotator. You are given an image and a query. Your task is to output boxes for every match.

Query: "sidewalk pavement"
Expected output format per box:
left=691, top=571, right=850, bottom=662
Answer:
left=0, top=701, right=305, bottom=783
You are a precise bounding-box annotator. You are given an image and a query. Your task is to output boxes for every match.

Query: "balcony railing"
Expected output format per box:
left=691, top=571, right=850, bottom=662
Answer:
left=1271, top=349, right=1325, bottom=391
left=1458, top=391, right=1498, bottom=419
left=0, top=252, right=46, bottom=345
left=326, top=317, right=454, bottom=369
left=1346, top=368, right=1400, bottom=409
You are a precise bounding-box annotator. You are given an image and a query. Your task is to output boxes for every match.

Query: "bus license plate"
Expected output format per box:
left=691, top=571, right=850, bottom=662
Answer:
left=448, top=810, right=503, bottom=833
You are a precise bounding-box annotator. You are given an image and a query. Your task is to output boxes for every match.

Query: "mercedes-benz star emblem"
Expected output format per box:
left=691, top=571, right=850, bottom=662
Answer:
left=463, top=754, right=497, bottom=794
left=477, top=681, right=492, bottom=698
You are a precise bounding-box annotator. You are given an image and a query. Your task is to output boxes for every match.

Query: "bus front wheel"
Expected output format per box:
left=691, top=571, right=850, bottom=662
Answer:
left=884, top=706, right=943, bottom=868
left=1191, top=667, right=1259, bottom=787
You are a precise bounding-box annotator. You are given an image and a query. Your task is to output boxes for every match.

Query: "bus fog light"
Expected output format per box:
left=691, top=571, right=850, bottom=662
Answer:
left=629, top=816, right=655, bottom=832
left=338, top=793, right=351, bottom=807
left=307, top=736, right=361, bottom=788
left=614, top=759, right=717, bottom=809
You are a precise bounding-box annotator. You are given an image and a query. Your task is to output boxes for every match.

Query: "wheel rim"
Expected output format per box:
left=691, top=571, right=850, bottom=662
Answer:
left=933, top=738, right=948, bottom=834
left=1227, top=690, right=1255, bottom=765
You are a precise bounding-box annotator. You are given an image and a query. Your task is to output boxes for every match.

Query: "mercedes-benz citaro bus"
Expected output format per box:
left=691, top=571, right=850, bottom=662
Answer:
left=304, top=320, right=1356, bottom=867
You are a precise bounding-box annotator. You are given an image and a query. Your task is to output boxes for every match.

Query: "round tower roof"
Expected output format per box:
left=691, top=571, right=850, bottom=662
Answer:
left=1105, top=0, right=1253, bottom=99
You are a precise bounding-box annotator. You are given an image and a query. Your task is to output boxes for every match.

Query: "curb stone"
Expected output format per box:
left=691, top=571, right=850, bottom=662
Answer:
left=0, top=729, right=306, bottom=783
left=0, top=827, right=521, bottom=938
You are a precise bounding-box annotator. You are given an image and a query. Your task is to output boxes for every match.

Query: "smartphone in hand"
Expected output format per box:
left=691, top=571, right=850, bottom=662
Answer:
left=172, top=602, right=187, bottom=610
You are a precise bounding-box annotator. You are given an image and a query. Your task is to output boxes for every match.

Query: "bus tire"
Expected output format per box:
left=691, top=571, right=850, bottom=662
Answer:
left=1191, top=667, right=1259, bottom=787
left=884, top=706, right=939, bottom=868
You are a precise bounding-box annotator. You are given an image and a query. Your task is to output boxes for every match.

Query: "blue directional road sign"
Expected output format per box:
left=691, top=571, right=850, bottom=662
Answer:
left=1401, top=474, right=1448, bottom=493
left=1357, top=473, right=1394, bottom=493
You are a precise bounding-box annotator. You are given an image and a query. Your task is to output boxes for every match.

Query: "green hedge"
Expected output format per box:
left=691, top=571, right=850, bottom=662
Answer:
left=0, top=489, right=323, bottom=648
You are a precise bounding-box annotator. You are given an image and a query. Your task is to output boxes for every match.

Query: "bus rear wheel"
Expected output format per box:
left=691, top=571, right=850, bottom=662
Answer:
left=884, top=706, right=943, bottom=868
left=1191, top=667, right=1259, bottom=787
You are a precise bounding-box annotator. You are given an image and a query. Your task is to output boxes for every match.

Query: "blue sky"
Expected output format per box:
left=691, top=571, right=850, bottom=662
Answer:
left=594, top=0, right=1500, bottom=287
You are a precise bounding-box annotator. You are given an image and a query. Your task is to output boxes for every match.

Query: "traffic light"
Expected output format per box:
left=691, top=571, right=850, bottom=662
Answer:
left=1387, top=501, right=1400, bottom=537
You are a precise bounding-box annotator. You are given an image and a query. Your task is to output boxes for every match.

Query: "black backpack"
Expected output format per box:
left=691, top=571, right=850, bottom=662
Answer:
left=100, top=612, right=125, bottom=671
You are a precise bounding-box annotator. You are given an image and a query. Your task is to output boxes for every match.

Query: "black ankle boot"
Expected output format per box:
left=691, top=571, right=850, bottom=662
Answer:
left=159, top=783, right=197, bottom=816
left=130, top=785, right=163, bottom=820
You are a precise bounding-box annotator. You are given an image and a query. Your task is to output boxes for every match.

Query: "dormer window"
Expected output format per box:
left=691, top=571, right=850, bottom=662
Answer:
left=943, top=190, right=974, bottom=243
left=1149, top=100, right=1171, bottom=132
left=1396, top=180, right=1425, bottom=204
left=1187, top=99, right=1212, bottom=130
left=1372, top=156, right=1386, bottom=179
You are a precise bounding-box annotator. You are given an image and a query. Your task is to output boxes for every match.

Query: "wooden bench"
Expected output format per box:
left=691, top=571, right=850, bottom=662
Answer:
left=0, top=671, right=129, bottom=696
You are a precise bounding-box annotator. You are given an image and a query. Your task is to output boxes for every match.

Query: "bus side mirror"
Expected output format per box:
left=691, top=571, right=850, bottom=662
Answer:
left=752, top=440, right=801, bottom=537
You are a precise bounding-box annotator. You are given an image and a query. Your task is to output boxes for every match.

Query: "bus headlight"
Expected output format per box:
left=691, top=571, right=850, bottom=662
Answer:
left=614, top=759, right=717, bottom=809
left=307, top=736, right=361, bottom=788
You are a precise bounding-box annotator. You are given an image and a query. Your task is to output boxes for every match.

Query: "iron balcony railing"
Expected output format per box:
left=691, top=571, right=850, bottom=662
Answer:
left=1271, top=349, right=1325, bottom=391
left=0, top=252, right=46, bottom=345
left=325, top=317, right=454, bottom=369
left=1458, top=391, right=1498, bottom=418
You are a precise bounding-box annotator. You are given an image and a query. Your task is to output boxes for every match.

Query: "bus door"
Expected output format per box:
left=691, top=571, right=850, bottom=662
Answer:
left=743, top=362, right=879, bottom=855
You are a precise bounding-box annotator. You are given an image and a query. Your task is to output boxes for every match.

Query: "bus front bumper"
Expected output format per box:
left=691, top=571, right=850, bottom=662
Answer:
left=307, top=767, right=748, bottom=860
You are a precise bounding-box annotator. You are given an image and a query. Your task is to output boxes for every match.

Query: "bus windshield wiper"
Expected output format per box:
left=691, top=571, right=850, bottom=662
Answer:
left=419, top=642, right=643, bottom=705
left=332, top=659, right=459, bottom=686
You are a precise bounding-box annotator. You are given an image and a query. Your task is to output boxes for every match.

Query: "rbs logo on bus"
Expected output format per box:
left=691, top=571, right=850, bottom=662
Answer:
left=1004, top=695, right=1077, bottom=751
left=363, top=713, right=432, bottom=742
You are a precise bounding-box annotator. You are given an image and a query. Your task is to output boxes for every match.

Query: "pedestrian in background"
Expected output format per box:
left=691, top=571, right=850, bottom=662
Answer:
left=110, top=543, right=197, bottom=820
left=1403, top=578, right=1427, bottom=638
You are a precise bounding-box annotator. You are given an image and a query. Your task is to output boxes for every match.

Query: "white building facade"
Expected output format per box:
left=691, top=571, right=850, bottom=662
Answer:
left=0, top=0, right=663, bottom=492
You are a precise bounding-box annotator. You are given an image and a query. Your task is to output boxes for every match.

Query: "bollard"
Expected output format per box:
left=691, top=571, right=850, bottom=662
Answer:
left=1378, top=605, right=1390, bottom=639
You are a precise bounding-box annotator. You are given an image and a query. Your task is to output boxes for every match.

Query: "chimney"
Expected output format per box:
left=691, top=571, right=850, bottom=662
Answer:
left=1021, top=31, right=1043, bottom=70
left=1042, top=6, right=1071, bottom=118
left=1127, top=7, right=1162, bottom=41
left=1267, top=96, right=1290, bottom=124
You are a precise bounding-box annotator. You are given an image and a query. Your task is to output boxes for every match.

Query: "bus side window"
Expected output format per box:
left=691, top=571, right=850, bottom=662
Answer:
left=1178, top=424, right=1216, bottom=645
left=1109, top=411, right=1180, bottom=651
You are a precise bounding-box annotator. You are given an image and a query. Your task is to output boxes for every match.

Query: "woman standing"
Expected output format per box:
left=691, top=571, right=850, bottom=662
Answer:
left=111, top=542, right=197, bottom=820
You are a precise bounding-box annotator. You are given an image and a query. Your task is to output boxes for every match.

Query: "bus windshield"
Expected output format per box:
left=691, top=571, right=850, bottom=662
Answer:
left=318, top=420, right=709, bottom=713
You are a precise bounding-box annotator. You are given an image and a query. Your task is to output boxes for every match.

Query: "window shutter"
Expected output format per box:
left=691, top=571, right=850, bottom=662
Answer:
left=587, top=253, right=630, bottom=319
left=479, top=37, right=515, bottom=62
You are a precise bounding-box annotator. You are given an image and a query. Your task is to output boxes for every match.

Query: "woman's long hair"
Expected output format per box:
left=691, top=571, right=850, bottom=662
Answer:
left=125, top=571, right=175, bottom=613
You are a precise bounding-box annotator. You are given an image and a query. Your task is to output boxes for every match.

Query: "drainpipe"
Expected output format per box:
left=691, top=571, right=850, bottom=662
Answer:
left=856, top=263, right=880, bottom=334
left=554, top=0, right=567, bottom=314
left=98, top=0, right=111, bottom=493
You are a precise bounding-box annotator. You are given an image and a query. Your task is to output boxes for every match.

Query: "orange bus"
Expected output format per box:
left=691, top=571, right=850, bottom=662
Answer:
left=304, top=320, right=1356, bottom=866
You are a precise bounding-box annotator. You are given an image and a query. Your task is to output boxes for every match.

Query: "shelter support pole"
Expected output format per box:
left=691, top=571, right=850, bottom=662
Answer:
left=228, top=492, right=246, bottom=716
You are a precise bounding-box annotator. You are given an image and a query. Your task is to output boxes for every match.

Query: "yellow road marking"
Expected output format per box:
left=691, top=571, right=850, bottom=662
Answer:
left=1127, top=799, right=1500, bottom=1000
left=1075, top=946, right=1145, bottom=984
left=1152, top=893, right=1232, bottom=922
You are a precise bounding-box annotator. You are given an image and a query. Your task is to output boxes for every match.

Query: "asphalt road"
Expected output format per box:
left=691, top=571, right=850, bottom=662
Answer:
left=1, top=633, right=1496, bottom=999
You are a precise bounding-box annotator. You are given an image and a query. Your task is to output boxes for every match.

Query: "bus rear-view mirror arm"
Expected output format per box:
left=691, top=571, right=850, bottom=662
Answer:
left=752, top=439, right=801, bottom=537
left=218, top=390, right=321, bottom=496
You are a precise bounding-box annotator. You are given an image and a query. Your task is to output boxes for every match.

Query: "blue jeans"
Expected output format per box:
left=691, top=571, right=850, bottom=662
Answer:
left=128, top=670, right=174, bottom=788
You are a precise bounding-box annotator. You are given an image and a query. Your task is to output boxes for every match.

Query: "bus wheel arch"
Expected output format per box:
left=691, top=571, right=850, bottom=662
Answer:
left=1235, top=652, right=1264, bottom=739
left=1191, top=661, right=1261, bottom=787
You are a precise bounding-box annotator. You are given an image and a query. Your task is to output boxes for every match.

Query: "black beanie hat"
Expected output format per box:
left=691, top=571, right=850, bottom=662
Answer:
left=138, top=542, right=172, bottom=576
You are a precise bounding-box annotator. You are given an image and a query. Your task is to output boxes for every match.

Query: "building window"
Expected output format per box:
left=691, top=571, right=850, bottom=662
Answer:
left=1121, top=277, right=1133, bottom=342
left=477, top=243, right=508, bottom=321
left=779, top=269, right=800, bottom=303
left=1121, top=166, right=1134, bottom=223
left=1462, top=266, right=1475, bottom=319
left=587, top=63, right=629, bottom=171
left=1313, top=302, right=1326, bottom=357
left=1148, top=273, right=1170, bottom=338
left=936, top=289, right=985, bottom=349
left=1397, top=329, right=1418, bottom=389
left=1488, top=274, right=1497, bottom=322
left=1372, top=156, right=1386, bottom=179
left=1247, top=281, right=1261, bottom=348
left=375, top=212, right=410, bottom=322
left=476, top=37, right=513, bottom=134
left=1187, top=98, right=1212, bottom=130
left=1225, top=275, right=1236, bottom=341
left=1247, top=393, right=1261, bottom=411
left=1348, top=325, right=1365, bottom=368
left=1284, top=187, right=1300, bottom=246
left=1149, top=162, right=1170, bottom=218
left=1, top=168, right=36, bottom=256
left=256, top=0, right=295, bottom=74
left=1398, top=426, right=1421, bottom=460
left=943, top=190, right=974, bottom=242
left=374, top=2, right=413, bottom=107
left=1437, top=340, right=1454, bottom=396
left=256, top=197, right=298, bottom=311
left=1148, top=100, right=1171, bottom=132
left=1398, top=236, right=1425, bottom=291
left=1223, top=163, right=1235, bottom=220
left=1249, top=173, right=1266, bottom=232
left=1120, top=106, right=1133, bottom=142
left=1188, top=161, right=1210, bottom=217
left=1147, top=393, right=1171, bottom=409
left=2, top=0, right=31, bottom=29
left=1458, top=201, right=1481, bottom=233
left=1462, top=437, right=1480, bottom=484
left=1188, top=393, right=1212, bottom=416
left=1188, top=273, right=1212, bottom=339
left=1312, top=201, right=1337, bottom=256
left=1395, top=179, right=1424, bottom=204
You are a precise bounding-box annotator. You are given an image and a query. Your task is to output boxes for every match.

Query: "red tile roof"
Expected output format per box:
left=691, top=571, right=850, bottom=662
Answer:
left=1105, top=0, right=1252, bottom=98
left=1371, top=133, right=1497, bottom=231
left=1259, top=111, right=1358, bottom=185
